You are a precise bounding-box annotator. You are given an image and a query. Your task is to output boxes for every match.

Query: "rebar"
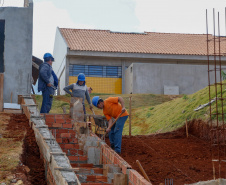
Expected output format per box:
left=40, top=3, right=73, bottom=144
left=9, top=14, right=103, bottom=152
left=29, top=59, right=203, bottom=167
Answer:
left=207, top=8, right=226, bottom=179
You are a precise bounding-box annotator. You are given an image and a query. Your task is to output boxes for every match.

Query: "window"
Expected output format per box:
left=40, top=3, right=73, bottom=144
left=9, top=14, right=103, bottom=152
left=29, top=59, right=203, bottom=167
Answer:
left=69, top=65, right=122, bottom=78
left=88, top=65, right=103, bottom=77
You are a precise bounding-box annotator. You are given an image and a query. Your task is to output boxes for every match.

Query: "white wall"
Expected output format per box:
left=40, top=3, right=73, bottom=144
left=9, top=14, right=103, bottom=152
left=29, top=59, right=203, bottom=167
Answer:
left=53, top=27, right=68, bottom=95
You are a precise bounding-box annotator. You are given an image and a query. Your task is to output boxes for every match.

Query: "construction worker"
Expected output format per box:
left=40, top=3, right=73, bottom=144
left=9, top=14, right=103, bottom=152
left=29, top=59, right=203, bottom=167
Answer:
left=92, top=96, right=129, bottom=154
left=38, top=53, right=58, bottom=113
left=63, top=73, right=93, bottom=118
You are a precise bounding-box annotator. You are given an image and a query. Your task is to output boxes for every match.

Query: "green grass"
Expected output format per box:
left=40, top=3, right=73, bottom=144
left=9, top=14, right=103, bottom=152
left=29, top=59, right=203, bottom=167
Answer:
left=129, top=83, right=226, bottom=134
left=35, top=83, right=226, bottom=135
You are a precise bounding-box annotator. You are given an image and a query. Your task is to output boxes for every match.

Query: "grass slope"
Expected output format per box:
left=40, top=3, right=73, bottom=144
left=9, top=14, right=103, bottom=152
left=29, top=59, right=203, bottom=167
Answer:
left=132, top=83, right=226, bottom=134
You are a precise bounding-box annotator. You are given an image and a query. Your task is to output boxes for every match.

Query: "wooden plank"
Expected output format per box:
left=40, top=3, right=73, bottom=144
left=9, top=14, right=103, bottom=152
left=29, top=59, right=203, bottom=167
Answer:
left=136, top=160, right=151, bottom=183
left=0, top=73, right=3, bottom=112
left=113, top=173, right=127, bottom=185
left=3, top=109, right=22, bottom=114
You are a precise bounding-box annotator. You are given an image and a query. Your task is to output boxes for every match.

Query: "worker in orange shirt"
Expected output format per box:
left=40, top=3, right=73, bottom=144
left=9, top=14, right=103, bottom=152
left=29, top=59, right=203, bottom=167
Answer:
left=92, top=96, right=129, bottom=154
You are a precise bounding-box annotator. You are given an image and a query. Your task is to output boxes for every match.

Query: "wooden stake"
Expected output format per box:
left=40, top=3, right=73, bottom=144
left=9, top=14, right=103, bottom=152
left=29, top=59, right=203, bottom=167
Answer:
left=129, top=96, right=132, bottom=137
left=0, top=74, right=4, bottom=112
left=213, top=161, right=216, bottom=180
left=136, top=160, right=151, bottom=183
left=186, top=119, right=188, bottom=138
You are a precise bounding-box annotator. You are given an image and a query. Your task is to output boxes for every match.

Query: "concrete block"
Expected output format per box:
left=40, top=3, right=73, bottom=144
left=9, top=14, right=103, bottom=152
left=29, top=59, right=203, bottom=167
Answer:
left=107, top=173, right=114, bottom=183
left=87, top=147, right=101, bottom=165
left=164, top=85, right=179, bottom=95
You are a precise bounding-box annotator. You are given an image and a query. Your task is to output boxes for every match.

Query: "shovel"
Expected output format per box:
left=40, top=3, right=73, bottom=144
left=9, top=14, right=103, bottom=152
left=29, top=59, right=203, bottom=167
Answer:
left=101, top=111, right=124, bottom=140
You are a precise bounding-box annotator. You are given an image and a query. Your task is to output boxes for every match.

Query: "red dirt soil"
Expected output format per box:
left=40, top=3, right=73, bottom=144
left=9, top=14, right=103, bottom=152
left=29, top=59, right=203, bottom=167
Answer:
left=106, top=119, right=226, bottom=185
left=6, top=114, right=47, bottom=185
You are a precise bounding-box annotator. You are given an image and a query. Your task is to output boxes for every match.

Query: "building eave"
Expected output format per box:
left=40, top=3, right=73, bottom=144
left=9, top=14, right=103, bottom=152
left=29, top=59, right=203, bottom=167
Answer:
left=67, top=50, right=226, bottom=62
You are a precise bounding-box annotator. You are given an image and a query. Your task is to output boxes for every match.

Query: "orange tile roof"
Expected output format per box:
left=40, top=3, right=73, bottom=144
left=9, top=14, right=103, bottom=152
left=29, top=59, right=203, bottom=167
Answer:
left=60, top=28, right=226, bottom=56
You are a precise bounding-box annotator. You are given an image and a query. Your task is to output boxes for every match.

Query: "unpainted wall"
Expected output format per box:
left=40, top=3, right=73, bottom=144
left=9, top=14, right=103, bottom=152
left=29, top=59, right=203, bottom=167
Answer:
left=53, top=27, right=68, bottom=95
left=0, top=1, right=33, bottom=103
left=126, top=63, right=220, bottom=95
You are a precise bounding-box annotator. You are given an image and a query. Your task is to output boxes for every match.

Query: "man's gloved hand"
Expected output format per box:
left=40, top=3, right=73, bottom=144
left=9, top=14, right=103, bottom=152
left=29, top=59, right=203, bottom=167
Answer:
left=89, top=104, right=93, bottom=110
left=47, top=83, right=52, bottom=87
left=121, top=107, right=126, bottom=113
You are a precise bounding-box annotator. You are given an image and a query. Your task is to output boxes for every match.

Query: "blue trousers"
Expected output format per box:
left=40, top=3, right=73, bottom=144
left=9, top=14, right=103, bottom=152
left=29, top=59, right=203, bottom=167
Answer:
left=109, top=116, right=128, bottom=154
left=40, top=87, right=54, bottom=113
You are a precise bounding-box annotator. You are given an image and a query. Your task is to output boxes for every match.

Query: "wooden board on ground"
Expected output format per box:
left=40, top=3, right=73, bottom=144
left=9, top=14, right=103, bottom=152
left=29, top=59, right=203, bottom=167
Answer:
left=4, top=109, right=22, bottom=114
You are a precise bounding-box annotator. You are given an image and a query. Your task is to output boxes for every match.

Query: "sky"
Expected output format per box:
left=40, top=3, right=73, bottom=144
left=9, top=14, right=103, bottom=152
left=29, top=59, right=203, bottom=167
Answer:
left=1, top=0, right=226, bottom=60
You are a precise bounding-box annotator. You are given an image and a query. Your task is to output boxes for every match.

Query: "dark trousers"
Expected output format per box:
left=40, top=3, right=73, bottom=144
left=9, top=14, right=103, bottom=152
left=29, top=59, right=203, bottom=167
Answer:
left=109, top=116, right=128, bottom=154
left=40, top=87, right=54, bottom=113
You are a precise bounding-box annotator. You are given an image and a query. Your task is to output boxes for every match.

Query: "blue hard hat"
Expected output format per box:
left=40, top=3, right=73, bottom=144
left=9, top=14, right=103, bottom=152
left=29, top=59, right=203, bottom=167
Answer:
left=92, top=96, right=100, bottom=107
left=78, top=73, right=85, bottom=81
left=43, top=53, right=54, bottom=62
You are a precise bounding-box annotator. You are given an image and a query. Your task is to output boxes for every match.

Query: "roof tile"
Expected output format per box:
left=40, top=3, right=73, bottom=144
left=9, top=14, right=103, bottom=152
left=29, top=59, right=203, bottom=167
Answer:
left=59, top=28, right=226, bottom=56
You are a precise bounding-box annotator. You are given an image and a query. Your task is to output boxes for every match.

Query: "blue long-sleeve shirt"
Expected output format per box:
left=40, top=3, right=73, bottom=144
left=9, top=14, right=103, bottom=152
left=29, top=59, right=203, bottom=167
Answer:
left=38, top=62, right=58, bottom=92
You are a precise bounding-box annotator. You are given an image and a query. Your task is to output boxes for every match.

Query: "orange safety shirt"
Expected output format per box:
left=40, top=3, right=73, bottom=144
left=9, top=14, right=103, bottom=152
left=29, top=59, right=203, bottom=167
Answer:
left=103, top=97, right=129, bottom=121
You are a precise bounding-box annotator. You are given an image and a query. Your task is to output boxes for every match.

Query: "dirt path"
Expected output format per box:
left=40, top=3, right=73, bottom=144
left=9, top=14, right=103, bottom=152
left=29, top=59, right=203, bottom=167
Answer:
left=3, top=114, right=47, bottom=185
left=106, top=120, right=224, bottom=185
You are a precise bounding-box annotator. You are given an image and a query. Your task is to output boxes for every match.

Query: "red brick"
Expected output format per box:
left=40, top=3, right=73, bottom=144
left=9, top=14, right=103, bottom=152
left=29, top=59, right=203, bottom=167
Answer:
left=93, top=168, right=103, bottom=174
left=69, top=149, right=78, bottom=155
left=56, top=138, right=62, bottom=143
left=65, top=144, right=75, bottom=149
left=56, top=133, right=61, bottom=138
left=59, top=144, right=65, bottom=149
left=79, top=156, right=87, bottom=161
left=62, top=138, right=70, bottom=144
left=69, top=149, right=83, bottom=155
left=86, top=175, right=96, bottom=181
left=96, top=176, right=107, bottom=182
left=77, top=150, right=83, bottom=155
left=55, top=118, right=65, bottom=123
left=59, top=129, right=69, bottom=134
left=45, top=114, right=54, bottom=118
left=71, top=133, right=76, bottom=138
left=46, top=118, right=55, bottom=123
left=68, top=156, right=79, bottom=161
left=52, top=123, right=62, bottom=128
left=46, top=122, right=53, bottom=127
left=63, top=124, right=72, bottom=128
left=55, top=115, right=63, bottom=118
left=70, top=138, right=78, bottom=143
left=68, top=130, right=76, bottom=134
left=65, top=119, right=72, bottom=123
left=61, top=133, right=71, bottom=138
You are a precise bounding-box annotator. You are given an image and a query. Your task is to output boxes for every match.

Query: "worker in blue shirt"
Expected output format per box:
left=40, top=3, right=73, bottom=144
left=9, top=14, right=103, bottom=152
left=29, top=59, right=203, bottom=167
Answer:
left=38, top=53, right=58, bottom=113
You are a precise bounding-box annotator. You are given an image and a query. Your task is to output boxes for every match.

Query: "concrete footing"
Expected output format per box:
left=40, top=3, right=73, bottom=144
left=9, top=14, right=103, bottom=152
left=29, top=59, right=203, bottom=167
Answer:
left=187, top=179, right=226, bottom=185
